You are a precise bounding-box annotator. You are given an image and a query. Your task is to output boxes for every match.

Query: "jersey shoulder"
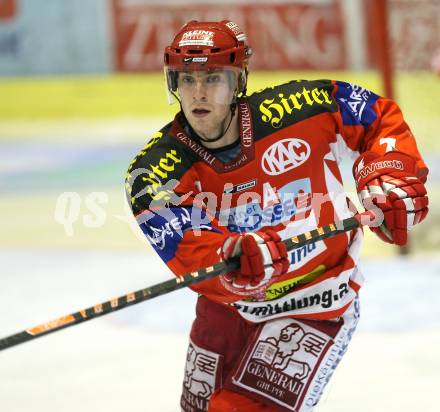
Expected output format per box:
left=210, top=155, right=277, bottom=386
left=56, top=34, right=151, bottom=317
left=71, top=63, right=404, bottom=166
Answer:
left=246, top=79, right=338, bottom=135
left=126, top=121, right=199, bottom=214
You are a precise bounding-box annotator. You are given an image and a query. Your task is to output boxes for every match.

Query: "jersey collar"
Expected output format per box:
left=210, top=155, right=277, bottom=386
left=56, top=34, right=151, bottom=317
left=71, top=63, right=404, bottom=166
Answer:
left=171, top=100, right=255, bottom=173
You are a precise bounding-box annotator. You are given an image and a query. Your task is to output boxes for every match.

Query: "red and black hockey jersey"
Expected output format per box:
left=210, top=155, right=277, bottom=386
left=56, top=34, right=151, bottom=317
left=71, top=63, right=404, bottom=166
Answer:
left=126, top=79, right=428, bottom=322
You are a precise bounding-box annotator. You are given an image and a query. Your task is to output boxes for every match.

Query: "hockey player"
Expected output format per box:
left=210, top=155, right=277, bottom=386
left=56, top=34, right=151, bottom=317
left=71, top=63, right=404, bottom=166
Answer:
left=125, top=21, right=429, bottom=412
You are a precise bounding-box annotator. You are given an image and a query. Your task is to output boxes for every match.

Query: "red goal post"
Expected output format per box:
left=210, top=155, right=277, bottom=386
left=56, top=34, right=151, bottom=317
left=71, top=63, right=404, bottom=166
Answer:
left=337, top=0, right=394, bottom=98
left=366, top=0, right=394, bottom=99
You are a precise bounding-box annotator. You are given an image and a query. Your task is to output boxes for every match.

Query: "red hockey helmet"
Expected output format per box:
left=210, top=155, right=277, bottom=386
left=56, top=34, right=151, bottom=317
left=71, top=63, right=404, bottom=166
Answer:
left=164, top=20, right=252, bottom=103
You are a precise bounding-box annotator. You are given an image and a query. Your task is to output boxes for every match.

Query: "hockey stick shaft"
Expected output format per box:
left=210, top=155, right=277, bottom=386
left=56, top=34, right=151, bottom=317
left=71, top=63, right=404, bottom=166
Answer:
left=0, top=210, right=376, bottom=352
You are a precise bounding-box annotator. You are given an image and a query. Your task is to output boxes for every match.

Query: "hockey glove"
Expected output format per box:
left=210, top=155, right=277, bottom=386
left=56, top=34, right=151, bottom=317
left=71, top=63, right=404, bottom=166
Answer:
left=220, top=230, right=289, bottom=297
left=353, top=151, right=429, bottom=246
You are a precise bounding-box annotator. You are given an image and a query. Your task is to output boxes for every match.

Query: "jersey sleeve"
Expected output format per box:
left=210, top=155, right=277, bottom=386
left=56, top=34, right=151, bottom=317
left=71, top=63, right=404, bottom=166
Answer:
left=125, top=132, right=239, bottom=304
left=332, top=80, right=428, bottom=180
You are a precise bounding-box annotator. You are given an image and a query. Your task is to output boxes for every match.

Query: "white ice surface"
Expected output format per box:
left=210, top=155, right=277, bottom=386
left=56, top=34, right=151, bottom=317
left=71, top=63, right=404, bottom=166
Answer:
left=0, top=250, right=439, bottom=412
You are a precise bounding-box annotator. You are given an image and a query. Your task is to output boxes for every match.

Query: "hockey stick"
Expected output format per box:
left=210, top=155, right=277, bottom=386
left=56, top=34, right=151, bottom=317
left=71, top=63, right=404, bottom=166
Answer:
left=0, top=210, right=377, bottom=352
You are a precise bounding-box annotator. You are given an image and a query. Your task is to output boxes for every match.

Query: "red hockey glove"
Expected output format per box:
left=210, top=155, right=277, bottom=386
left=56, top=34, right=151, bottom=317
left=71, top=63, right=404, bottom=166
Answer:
left=220, top=230, right=289, bottom=297
left=353, top=151, right=429, bottom=246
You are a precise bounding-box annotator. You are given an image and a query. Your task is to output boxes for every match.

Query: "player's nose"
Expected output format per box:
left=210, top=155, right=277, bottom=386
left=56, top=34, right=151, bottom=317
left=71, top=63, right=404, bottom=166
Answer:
left=193, top=79, right=207, bottom=101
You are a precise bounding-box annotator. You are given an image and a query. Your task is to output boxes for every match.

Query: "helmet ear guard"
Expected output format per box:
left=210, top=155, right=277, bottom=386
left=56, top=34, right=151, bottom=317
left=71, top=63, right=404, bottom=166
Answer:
left=167, top=69, right=178, bottom=92
left=238, top=68, right=248, bottom=95
left=164, top=52, right=178, bottom=92
left=225, top=68, right=247, bottom=96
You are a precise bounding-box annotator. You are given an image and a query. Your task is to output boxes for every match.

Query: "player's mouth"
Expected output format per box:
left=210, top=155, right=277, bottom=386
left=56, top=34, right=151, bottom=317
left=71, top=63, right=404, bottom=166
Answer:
left=192, top=108, right=211, bottom=118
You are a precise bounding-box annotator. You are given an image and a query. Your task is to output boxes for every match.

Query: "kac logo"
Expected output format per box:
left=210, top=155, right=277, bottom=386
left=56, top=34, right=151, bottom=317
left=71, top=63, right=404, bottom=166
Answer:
left=262, top=138, right=311, bottom=176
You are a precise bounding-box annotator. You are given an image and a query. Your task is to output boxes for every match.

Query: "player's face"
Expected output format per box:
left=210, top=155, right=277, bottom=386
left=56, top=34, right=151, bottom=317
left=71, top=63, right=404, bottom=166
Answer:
left=177, top=70, right=235, bottom=140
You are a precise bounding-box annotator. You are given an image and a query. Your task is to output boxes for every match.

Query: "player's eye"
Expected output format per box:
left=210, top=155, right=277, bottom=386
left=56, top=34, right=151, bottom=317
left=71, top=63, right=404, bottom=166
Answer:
left=180, top=75, right=195, bottom=84
left=206, top=74, right=221, bottom=83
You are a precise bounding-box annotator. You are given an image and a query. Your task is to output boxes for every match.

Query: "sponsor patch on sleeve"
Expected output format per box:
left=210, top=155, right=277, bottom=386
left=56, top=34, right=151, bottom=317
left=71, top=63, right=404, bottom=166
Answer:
left=137, top=207, right=218, bottom=262
left=335, top=81, right=380, bottom=127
